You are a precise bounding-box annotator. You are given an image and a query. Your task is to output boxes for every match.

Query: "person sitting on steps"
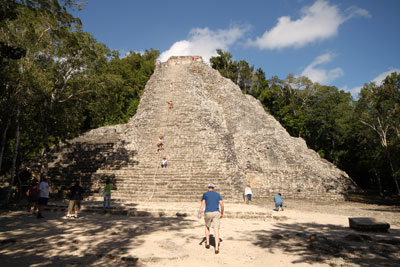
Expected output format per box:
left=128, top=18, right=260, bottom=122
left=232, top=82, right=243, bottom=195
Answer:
left=161, top=157, right=167, bottom=168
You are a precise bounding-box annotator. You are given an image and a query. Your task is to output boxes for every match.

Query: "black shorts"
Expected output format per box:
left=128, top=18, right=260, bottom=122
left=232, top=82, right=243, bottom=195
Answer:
left=28, top=196, right=38, bottom=203
left=38, top=197, right=48, bottom=205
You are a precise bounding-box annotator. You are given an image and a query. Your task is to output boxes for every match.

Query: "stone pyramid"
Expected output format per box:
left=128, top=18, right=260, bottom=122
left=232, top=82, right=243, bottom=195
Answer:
left=32, top=56, right=356, bottom=202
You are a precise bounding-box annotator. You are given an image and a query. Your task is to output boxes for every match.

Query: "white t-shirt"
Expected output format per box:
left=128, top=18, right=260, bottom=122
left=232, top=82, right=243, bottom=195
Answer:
left=38, top=181, right=50, bottom=198
left=245, top=187, right=252, bottom=195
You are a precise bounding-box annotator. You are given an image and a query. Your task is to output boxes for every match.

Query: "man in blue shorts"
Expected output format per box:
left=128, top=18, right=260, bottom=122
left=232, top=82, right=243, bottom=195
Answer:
left=198, top=183, right=224, bottom=254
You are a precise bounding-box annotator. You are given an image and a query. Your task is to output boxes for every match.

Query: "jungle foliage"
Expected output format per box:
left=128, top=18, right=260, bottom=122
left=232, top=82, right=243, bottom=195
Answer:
left=0, top=0, right=159, bottom=197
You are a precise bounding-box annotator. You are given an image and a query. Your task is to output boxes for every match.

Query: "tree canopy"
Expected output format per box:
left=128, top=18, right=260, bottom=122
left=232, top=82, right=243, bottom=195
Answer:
left=0, top=0, right=159, bottom=201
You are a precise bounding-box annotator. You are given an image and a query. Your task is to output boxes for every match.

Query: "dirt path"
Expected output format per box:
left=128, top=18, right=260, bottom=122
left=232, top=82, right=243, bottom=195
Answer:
left=0, top=200, right=399, bottom=266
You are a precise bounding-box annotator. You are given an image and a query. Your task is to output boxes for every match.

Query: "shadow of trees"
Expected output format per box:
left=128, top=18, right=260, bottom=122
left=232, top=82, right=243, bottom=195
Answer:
left=24, top=140, right=139, bottom=199
left=346, top=192, right=400, bottom=206
left=0, top=210, right=193, bottom=266
left=251, top=222, right=400, bottom=266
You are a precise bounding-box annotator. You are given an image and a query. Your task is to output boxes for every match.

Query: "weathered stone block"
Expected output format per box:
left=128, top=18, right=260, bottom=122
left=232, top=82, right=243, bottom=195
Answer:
left=349, top=217, right=390, bottom=232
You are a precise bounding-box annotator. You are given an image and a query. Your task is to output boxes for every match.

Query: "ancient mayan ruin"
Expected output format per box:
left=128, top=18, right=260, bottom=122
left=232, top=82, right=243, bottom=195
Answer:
left=27, top=56, right=356, bottom=202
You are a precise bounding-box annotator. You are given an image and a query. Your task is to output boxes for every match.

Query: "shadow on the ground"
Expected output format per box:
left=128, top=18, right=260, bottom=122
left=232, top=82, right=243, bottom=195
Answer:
left=0, top=211, right=195, bottom=266
left=345, top=192, right=400, bottom=206
left=198, top=235, right=223, bottom=249
left=250, top=222, right=400, bottom=266
left=362, top=207, right=400, bottom=213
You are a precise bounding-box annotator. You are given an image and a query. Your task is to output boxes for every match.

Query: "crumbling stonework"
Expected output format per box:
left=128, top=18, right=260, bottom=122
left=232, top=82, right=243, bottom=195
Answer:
left=27, top=56, right=356, bottom=201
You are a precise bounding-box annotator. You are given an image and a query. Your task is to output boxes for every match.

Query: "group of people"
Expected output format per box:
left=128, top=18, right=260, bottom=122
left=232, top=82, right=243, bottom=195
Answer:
left=157, top=81, right=175, bottom=165
left=27, top=177, right=50, bottom=218
left=27, top=178, right=113, bottom=219
left=198, top=183, right=284, bottom=255
left=28, top=176, right=281, bottom=257
left=243, top=184, right=284, bottom=211
left=167, top=82, right=174, bottom=109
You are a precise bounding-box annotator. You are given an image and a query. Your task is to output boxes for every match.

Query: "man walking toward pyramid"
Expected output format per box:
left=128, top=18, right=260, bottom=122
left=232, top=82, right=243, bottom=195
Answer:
left=198, top=183, right=224, bottom=254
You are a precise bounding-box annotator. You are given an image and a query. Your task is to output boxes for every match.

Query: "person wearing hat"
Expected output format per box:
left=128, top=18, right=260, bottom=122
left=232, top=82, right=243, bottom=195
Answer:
left=198, top=183, right=224, bottom=254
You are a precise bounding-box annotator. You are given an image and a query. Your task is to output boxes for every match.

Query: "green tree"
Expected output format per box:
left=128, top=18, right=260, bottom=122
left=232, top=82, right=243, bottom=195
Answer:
left=0, top=0, right=84, bottom=203
left=356, top=73, right=400, bottom=194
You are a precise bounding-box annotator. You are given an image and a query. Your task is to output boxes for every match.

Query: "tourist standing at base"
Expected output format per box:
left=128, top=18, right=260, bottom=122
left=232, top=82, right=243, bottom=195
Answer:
left=37, top=177, right=49, bottom=219
left=198, top=183, right=224, bottom=254
left=274, top=193, right=284, bottom=211
left=67, top=181, right=85, bottom=218
left=103, top=179, right=113, bottom=210
left=244, top=184, right=253, bottom=204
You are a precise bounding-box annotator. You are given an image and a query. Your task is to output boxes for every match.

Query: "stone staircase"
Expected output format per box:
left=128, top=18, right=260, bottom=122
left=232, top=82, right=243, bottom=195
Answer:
left=95, top=59, right=243, bottom=201
left=24, top=56, right=356, bottom=203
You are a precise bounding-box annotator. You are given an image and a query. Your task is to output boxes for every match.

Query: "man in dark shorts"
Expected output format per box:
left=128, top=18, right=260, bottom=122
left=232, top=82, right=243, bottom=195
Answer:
left=198, top=183, right=224, bottom=254
left=66, top=181, right=85, bottom=218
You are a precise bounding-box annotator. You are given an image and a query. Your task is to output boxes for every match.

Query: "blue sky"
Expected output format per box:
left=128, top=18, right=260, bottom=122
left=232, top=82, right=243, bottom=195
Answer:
left=71, top=0, right=400, bottom=97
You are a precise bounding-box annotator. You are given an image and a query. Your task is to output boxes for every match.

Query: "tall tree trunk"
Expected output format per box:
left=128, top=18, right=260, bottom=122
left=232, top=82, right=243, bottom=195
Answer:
left=0, top=117, right=11, bottom=173
left=384, top=147, right=400, bottom=195
left=39, top=100, right=51, bottom=180
left=372, top=168, right=383, bottom=196
left=6, top=106, right=20, bottom=206
left=16, top=160, right=22, bottom=200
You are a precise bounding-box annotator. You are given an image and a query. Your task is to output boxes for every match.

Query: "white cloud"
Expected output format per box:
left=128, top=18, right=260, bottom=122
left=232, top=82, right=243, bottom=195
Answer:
left=119, top=50, right=145, bottom=58
left=158, top=26, right=249, bottom=63
left=343, top=68, right=400, bottom=98
left=301, top=52, right=343, bottom=84
left=249, top=0, right=370, bottom=50
left=371, top=68, right=400, bottom=86
left=348, top=86, right=362, bottom=98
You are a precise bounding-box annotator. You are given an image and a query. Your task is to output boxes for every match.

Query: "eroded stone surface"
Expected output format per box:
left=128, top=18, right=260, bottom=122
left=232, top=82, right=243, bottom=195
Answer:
left=26, top=56, right=356, bottom=201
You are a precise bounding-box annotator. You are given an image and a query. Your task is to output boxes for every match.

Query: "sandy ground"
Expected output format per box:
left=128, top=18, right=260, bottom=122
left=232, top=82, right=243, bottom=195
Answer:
left=0, top=200, right=399, bottom=267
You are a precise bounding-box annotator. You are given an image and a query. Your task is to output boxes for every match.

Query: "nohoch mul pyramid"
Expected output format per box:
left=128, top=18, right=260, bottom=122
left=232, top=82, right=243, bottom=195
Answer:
left=27, top=56, right=356, bottom=202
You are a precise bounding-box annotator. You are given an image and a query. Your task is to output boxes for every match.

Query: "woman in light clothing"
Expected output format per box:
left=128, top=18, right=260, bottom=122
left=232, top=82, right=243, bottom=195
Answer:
left=244, top=184, right=253, bottom=204
left=103, top=179, right=113, bottom=210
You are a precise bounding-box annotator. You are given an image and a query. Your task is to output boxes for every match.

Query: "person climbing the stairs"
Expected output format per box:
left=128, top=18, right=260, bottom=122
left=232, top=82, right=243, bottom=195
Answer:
left=169, top=82, right=173, bottom=92
left=167, top=100, right=173, bottom=109
left=157, top=134, right=165, bottom=152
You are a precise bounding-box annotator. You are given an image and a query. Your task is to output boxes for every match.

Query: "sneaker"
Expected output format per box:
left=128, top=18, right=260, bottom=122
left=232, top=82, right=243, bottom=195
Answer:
left=66, top=214, right=71, bottom=218
left=37, top=214, right=44, bottom=219
left=74, top=215, right=78, bottom=218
